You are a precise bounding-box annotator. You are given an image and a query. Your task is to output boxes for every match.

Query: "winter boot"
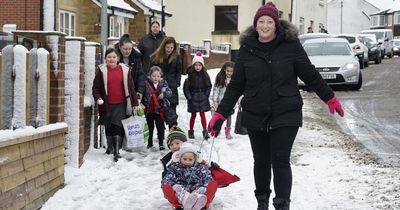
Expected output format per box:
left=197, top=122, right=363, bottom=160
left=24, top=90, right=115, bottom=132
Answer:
left=159, top=139, right=165, bottom=151
left=188, top=130, right=195, bottom=139
left=147, top=131, right=153, bottom=148
left=192, top=193, right=207, bottom=210
left=105, top=136, right=114, bottom=155
left=256, top=194, right=269, bottom=210
left=225, top=127, right=232, bottom=139
left=113, top=135, right=122, bottom=162
left=202, top=130, right=210, bottom=140
left=272, top=198, right=290, bottom=210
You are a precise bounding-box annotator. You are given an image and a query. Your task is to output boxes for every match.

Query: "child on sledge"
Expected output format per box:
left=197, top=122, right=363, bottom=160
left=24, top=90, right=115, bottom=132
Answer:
left=211, top=61, right=235, bottom=139
left=161, top=142, right=213, bottom=210
left=183, top=52, right=212, bottom=140
left=142, top=66, right=172, bottom=150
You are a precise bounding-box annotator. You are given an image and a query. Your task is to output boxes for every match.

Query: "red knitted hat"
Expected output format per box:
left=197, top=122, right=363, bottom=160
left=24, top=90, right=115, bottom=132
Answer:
left=253, top=2, right=280, bottom=27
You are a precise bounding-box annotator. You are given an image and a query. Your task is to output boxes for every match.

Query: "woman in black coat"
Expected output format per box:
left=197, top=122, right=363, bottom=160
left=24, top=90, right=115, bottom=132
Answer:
left=208, top=2, right=344, bottom=210
left=138, top=21, right=166, bottom=75
left=115, top=34, right=146, bottom=100
left=151, top=36, right=182, bottom=127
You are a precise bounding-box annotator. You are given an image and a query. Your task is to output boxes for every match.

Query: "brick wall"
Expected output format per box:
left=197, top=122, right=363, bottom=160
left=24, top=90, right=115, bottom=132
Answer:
left=127, top=3, right=148, bottom=43
left=0, top=0, right=41, bottom=30
left=0, top=124, right=68, bottom=210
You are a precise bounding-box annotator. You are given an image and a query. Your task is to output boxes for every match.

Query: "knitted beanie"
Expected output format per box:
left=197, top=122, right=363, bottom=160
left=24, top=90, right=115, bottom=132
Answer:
left=192, top=51, right=204, bottom=66
left=177, top=142, right=199, bottom=160
left=166, top=126, right=187, bottom=147
left=253, top=2, right=280, bottom=27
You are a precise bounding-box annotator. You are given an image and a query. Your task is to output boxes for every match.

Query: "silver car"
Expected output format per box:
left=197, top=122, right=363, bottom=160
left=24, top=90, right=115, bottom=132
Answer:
left=299, top=38, right=362, bottom=90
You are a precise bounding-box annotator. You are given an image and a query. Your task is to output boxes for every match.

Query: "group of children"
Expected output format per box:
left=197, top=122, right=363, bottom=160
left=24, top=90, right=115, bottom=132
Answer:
left=144, top=51, right=235, bottom=150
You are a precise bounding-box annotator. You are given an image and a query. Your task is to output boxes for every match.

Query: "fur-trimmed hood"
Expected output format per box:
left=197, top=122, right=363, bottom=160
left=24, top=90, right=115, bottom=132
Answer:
left=239, top=19, right=299, bottom=46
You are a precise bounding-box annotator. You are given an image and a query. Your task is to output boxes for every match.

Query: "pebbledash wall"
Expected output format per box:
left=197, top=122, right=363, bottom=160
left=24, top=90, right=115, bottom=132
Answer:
left=0, top=124, right=68, bottom=210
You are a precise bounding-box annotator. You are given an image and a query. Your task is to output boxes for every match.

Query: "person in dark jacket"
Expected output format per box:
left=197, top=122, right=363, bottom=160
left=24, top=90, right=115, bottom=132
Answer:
left=151, top=36, right=182, bottom=127
left=183, top=52, right=212, bottom=140
left=207, top=2, right=344, bottom=210
left=115, top=34, right=146, bottom=100
left=92, top=48, right=139, bottom=162
left=138, top=21, right=166, bottom=75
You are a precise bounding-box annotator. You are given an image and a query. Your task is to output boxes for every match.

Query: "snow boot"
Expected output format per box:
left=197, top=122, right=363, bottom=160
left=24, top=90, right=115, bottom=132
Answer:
left=272, top=198, right=290, bottom=210
left=159, top=139, right=165, bottom=151
left=256, top=194, right=269, bottom=210
left=192, top=193, right=207, bottom=210
left=225, top=127, right=232, bottom=139
left=188, top=130, right=195, bottom=139
left=113, top=135, right=122, bottom=162
left=202, top=130, right=210, bottom=140
left=105, top=136, right=114, bottom=155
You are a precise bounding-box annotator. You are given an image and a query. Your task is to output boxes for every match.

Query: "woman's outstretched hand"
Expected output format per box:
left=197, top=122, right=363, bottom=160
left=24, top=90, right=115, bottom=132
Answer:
left=207, top=112, right=226, bottom=137
left=326, top=96, right=344, bottom=117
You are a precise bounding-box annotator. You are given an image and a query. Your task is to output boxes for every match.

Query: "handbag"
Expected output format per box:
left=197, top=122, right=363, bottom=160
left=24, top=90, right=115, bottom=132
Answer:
left=234, top=107, right=248, bottom=135
left=121, top=115, right=148, bottom=149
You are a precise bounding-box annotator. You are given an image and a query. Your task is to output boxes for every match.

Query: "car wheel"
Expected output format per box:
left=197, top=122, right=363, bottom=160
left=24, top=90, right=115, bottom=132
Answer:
left=375, top=57, right=379, bottom=64
left=364, top=60, right=369, bottom=67
left=350, top=71, right=362, bottom=91
left=388, top=51, right=393, bottom=58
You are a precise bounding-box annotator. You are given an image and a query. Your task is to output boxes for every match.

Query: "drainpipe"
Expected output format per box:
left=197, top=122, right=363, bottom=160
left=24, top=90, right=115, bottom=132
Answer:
left=100, top=0, right=108, bottom=60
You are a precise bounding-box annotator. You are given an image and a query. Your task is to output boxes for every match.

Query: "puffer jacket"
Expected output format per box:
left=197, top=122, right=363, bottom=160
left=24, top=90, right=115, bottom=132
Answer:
left=152, top=57, right=182, bottom=105
left=216, top=20, right=334, bottom=131
left=138, top=32, right=166, bottom=74
left=161, top=162, right=212, bottom=193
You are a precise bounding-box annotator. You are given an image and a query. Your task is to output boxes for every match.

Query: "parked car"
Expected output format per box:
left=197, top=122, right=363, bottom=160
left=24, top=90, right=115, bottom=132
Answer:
left=336, top=34, right=369, bottom=69
left=299, top=33, right=332, bottom=45
left=393, top=39, right=400, bottom=56
left=360, top=29, right=394, bottom=59
left=299, top=38, right=362, bottom=90
left=358, top=34, right=382, bottom=64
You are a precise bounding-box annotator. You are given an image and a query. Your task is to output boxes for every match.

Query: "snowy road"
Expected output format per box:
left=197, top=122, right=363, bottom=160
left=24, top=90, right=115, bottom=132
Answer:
left=332, top=56, right=400, bottom=167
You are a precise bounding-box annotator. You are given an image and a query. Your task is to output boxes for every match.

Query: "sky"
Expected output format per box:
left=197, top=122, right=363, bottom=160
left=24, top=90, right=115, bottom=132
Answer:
left=40, top=69, right=400, bottom=210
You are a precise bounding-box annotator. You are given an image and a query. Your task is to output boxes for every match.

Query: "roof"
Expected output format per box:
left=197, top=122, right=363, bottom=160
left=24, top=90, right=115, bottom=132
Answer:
left=366, top=0, right=400, bottom=15
left=132, top=0, right=172, bottom=16
left=304, top=37, right=350, bottom=44
left=93, top=0, right=138, bottom=16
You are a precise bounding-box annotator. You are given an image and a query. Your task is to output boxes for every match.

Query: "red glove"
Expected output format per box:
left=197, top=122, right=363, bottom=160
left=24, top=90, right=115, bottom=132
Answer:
left=326, top=96, right=344, bottom=117
left=207, top=112, right=226, bottom=137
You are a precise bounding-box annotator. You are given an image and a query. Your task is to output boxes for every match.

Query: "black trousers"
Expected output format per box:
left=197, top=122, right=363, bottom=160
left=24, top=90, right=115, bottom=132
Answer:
left=248, top=126, right=299, bottom=199
left=146, top=113, right=165, bottom=144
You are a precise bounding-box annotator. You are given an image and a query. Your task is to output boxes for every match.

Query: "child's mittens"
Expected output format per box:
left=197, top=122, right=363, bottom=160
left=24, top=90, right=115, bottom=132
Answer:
left=172, top=184, right=184, bottom=193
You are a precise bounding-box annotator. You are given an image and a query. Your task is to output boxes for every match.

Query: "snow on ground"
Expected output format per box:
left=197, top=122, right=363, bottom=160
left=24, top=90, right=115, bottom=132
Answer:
left=41, top=69, right=400, bottom=210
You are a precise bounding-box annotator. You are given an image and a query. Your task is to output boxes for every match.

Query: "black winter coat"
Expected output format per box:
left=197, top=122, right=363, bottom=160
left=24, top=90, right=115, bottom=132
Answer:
left=138, top=32, right=166, bottom=74
left=183, top=70, right=212, bottom=113
left=115, top=43, right=146, bottom=94
left=216, top=20, right=334, bottom=131
left=152, top=57, right=182, bottom=105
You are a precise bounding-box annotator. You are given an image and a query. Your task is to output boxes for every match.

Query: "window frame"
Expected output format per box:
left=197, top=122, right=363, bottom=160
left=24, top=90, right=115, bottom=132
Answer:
left=59, top=10, right=76, bottom=36
left=394, top=12, right=400, bottom=25
left=213, top=5, right=239, bottom=35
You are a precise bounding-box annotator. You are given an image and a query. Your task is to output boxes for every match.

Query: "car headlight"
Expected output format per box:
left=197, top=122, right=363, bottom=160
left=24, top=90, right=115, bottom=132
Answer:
left=394, top=47, right=399, bottom=51
left=342, top=63, right=356, bottom=70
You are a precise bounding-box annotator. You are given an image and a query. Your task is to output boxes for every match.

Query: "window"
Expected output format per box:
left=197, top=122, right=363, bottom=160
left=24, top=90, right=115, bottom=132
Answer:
left=109, top=16, right=125, bottom=37
left=299, top=17, right=304, bottom=35
left=388, top=15, right=393, bottom=26
left=394, top=12, right=400, bottom=24
left=214, top=6, right=238, bottom=33
left=371, top=15, right=385, bottom=27
left=59, top=11, right=76, bottom=36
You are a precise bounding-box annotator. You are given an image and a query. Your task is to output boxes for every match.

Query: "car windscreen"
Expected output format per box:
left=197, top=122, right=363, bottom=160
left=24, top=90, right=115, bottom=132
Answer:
left=359, top=37, right=376, bottom=47
left=304, top=42, right=352, bottom=56
left=337, top=36, right=355, bottom=43
left=362, top=31, right=384, bottom=41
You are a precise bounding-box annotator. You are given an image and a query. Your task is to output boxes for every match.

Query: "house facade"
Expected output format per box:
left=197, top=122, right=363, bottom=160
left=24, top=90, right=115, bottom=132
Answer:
left=369, top=4, right=400, bottom=37
left=164, top=0, right=292, bottom=51
left=293, top=0, right=328, bottom=34
left=327, top=0, right=379, bottom=34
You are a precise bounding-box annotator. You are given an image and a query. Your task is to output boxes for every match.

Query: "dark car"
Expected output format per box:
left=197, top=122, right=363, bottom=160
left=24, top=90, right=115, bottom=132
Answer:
left=358, top=35, right=382, bottom=64
left=0, top=32, right=13, bottom=53
left=393, top=39, right=400, bottom=56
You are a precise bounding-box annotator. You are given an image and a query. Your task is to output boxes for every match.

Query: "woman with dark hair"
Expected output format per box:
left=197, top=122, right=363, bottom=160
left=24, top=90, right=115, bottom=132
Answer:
left=151, top=36, right=182, bottom=127
left=92, top=48, right=139, bottom=162
left=138, top=21, right=166, bottom=74
left=208, top=2, right=344, bottom=209
left=115, top=34, right=145, bottom=99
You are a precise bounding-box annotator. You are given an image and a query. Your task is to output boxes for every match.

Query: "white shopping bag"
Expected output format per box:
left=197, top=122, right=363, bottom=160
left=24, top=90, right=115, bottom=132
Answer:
left=121, top=115, right=147, bottom=149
